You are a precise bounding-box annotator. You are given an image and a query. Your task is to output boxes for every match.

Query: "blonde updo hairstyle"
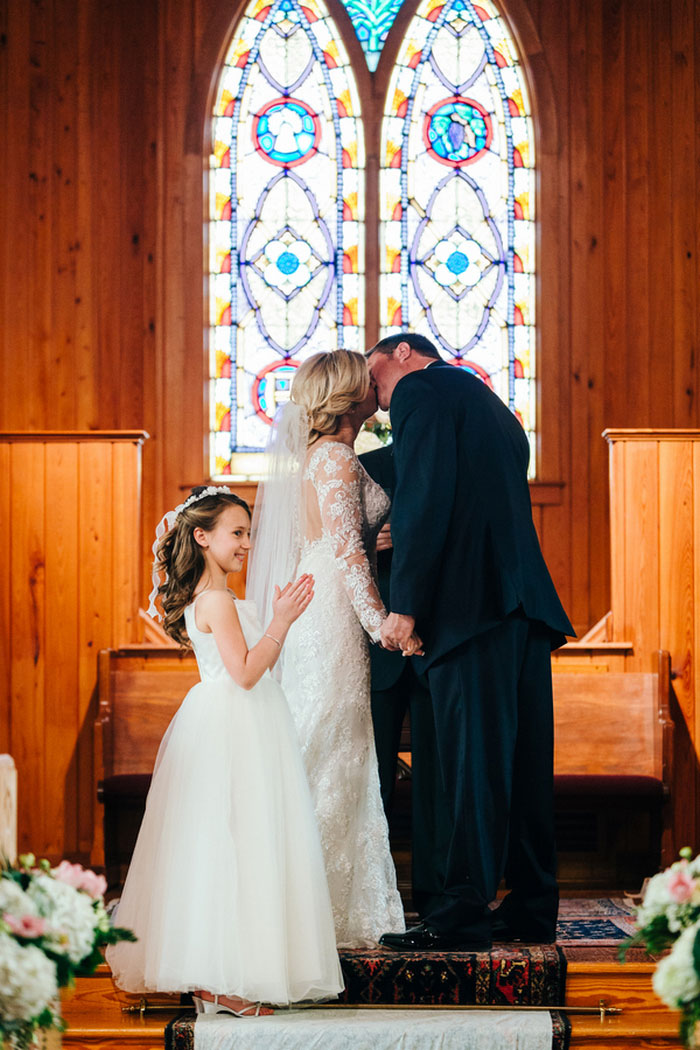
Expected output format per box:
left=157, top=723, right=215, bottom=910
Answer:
left=291, top=350, right=370, bottom=445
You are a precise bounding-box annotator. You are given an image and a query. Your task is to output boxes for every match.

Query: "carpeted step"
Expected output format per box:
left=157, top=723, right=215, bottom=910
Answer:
left=166, top=1008, right=571, bottom=1050
left=337, top=945, right=567, bottom=1006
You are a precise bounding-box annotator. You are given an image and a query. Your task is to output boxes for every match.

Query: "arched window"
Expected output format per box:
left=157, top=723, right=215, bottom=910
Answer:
left=209, top=0, right=535, bottom=478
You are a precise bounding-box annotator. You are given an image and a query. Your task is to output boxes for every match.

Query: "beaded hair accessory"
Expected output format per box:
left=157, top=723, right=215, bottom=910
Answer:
left=146, top=486, right=233, bottom=620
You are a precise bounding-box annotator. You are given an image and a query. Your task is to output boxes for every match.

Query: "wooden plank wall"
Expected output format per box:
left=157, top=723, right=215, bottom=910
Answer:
left=606, top=431, right=700, bottom=852
left=0, top=434, right=144, bottom=863
left=1, top=0, right=700, bottom=854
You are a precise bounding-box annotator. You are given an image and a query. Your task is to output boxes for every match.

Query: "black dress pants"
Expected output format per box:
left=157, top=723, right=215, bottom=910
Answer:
left=370, top=662, right=449, bottom=918
left=424, top=611, right=558, bottom=941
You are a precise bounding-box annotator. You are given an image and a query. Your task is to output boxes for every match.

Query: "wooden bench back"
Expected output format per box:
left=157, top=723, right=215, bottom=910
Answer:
left=96, top=648, right=200, bottom=779
left=552, top=650, right=672, bottom=782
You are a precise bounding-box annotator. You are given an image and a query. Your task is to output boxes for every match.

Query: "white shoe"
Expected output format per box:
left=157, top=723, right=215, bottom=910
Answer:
left=192, top=994, right=270, bottom=1017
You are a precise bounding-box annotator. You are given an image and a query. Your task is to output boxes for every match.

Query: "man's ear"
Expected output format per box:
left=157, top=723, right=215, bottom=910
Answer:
left=395, top=340, right=412, bottom=362
left=193, top=526, right=208, bottom=549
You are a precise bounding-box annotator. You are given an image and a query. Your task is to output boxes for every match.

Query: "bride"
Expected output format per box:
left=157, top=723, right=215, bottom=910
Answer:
left=248, top=350, right=414, bottom=947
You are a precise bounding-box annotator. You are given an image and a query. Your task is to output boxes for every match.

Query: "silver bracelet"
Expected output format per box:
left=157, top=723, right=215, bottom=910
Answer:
left=264, top=633, right=282, bottom=648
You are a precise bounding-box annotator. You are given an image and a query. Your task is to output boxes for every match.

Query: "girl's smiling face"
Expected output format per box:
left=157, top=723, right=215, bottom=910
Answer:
left=195, top=503, right=252, bottom=575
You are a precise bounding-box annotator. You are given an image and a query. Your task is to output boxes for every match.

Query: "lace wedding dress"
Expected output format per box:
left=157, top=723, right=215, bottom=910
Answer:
left=282, top=441, right=406, bottom=947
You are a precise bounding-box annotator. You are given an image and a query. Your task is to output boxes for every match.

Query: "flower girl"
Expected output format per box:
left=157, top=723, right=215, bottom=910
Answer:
left=106, top=487, right=343, bottom=1016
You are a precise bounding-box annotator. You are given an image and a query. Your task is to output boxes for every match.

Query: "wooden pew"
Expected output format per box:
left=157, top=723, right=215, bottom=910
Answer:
left=95, top=646, right=675, bottom=893
left=94, top=647, right=199, bottom=888
left=552, top=649, right=674, bottom=886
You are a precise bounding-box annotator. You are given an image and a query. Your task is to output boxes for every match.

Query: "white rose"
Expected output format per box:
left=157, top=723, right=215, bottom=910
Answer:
left=652, top=922, right=700, bottom=1008
left=27, top=874, right=96, bottom=964
left=0, top=932, right=57, bottom=1022
left=0, top=880, right=38, bottom=920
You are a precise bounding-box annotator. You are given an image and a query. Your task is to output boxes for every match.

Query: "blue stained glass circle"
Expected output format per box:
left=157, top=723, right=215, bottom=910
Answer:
left=254, top=98, right=321, bottom=167
left=424, top=97, right=492, bottom=167
left=277, top=251, right=300, bottom=275
left=447, top=250, right=468, bottom=274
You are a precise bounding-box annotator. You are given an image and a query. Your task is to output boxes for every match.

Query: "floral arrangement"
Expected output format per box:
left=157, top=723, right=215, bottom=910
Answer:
left=620, top=847, right=700, bottom=1045
left=0, top=855, right=134, bottom=1049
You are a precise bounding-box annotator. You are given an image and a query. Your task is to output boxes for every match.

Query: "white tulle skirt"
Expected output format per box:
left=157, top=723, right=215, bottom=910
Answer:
left=106, top=673, right=343, bottom=1004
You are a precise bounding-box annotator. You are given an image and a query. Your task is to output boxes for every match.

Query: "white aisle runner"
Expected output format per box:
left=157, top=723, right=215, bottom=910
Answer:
left=193, top=1007, right=553, bottom=1050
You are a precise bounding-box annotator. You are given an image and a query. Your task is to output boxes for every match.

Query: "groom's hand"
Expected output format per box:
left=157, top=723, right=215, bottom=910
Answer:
left=381, top=612, right=415, bottom=651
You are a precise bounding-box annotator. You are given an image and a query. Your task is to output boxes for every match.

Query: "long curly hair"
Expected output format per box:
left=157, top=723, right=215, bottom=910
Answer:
left=290, top=350, right=369, bottom=445
left=154, top=488, right=251, bottom=646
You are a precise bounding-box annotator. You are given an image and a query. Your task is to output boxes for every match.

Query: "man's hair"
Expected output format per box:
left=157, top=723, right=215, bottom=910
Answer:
left=366, top=333, right=441, bottom=360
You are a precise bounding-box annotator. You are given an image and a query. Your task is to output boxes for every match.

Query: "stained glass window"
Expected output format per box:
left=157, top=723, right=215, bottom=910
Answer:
left=209, top=0, right=364, bottom=478
left=209, top=0, right=537, bottom=478
left=379, top=0, right=536, bottom=460
left=339, top=0, right=404, bottom=70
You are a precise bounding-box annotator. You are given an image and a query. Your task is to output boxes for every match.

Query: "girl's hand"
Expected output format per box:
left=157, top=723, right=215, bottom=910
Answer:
left=272, top=574, right=315, bottom=626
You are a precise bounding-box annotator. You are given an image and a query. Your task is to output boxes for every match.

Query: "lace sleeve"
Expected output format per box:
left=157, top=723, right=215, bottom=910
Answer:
left=310, top=444, right=387, bottom=641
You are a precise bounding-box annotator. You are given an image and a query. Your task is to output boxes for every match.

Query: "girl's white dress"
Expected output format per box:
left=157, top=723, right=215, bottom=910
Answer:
left=282, top=442, right=405, bottom=947
left=106, top=596, right=343, bottom=1004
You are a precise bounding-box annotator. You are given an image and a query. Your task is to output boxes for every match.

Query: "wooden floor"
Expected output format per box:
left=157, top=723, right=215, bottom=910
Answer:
left=59, top=958, right=683, bottom=1050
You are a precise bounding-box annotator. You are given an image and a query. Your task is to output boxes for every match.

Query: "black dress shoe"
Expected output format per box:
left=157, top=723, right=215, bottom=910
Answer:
left=491, top=914, right=555, bottom=944
left=379, top=922, right=491, bottom=952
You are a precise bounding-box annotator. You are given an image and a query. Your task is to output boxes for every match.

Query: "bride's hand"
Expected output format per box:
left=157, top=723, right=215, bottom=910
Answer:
left=401, top=632, right=424, bottom=658
left=272, top=574, right=315, bottom=625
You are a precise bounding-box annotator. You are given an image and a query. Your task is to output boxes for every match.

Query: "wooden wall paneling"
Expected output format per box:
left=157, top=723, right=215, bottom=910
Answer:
left=74, top=0, right=98, bottom=430
left=43, top=443, right=79, bottom=855
left=671, top=0, right=697, bottom=426
left=52, top=0, right=80, bottom=429
left=10, top=443, right=47, bottom=854
left=693, top=441, right=700, bottom=754
left=2, top=3, right=32, bottom=428
left=658, top=440, right=695, bottom=720
left=661, top=436, right=698, bottom=850
left=648, top=1, right=674, bottom=426
left=111, top=441, right=142, bottom=647
left=76, top=442, right=114, bottom=859
left=29, top=0, right=54, bottom=432
left=623, top=0, right=651, bottom=426
left=567, top=0, right=599, bottom=636
left=93, top=0, right=122, bottom=431
left=621, top=441, right=659, bottom=672
left=0, top=445, right=10, bottom=753
left=582, top=0, right=611, bottom=635
left=607, top=437, right=626, bottom=641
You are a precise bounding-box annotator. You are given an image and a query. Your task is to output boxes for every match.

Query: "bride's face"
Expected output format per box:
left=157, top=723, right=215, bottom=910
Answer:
left=353, top=382, right=378, bottom=421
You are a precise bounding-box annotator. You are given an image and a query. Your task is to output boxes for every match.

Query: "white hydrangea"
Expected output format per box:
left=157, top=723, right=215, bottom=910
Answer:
left=26, top=874, right=96, bottom=964
left=0, top=931, right=57, bottom=1022
left=653, top=921, right=700, bottom=1008
left=0, top=880, right=38, bottom=921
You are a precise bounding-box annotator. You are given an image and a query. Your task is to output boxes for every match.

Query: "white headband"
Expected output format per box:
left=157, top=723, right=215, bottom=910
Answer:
left=146, top=486, right=233, bottom=620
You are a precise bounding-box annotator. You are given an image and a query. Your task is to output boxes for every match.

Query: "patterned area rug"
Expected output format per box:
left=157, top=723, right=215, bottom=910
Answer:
left=337, top=944, right=566, bottom=1005
left=555, top=897, right=637, bottom=946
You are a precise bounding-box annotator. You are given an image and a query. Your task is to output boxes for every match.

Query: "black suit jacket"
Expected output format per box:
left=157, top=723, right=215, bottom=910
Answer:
left=358, top=444, right=406, bottom=690
left=389, top=361, right=574, bottom=670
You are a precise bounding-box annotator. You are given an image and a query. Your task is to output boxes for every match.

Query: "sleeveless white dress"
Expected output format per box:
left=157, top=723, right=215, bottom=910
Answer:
left=282, top=442, right=406, bottom=947
left=106, top=595, right=343, bottom=1004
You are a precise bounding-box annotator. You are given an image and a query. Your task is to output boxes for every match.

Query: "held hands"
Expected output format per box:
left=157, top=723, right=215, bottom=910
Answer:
left=375, top=522, right=393, bottom=552
left=272, top=573, right=315, bottom=627
left=380, top=612, right=424, bottom=657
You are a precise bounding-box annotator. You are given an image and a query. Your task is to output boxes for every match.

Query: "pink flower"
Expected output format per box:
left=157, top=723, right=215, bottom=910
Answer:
left=4, top=913, right=47, bottom=938
left=78, top=869, right=107, bottom=899
left=668, top=868, right=697, bottom=903
left=53, top=861, right=107, bottom=900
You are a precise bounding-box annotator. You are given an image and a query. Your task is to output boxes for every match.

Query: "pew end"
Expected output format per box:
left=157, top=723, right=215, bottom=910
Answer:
left=94, top=647, right=199, bottom=888
left=552, top=649, right=674, bottom=887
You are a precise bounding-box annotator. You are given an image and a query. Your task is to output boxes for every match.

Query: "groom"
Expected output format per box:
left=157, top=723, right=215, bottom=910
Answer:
left=366, top=334, right=573, bottom=951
